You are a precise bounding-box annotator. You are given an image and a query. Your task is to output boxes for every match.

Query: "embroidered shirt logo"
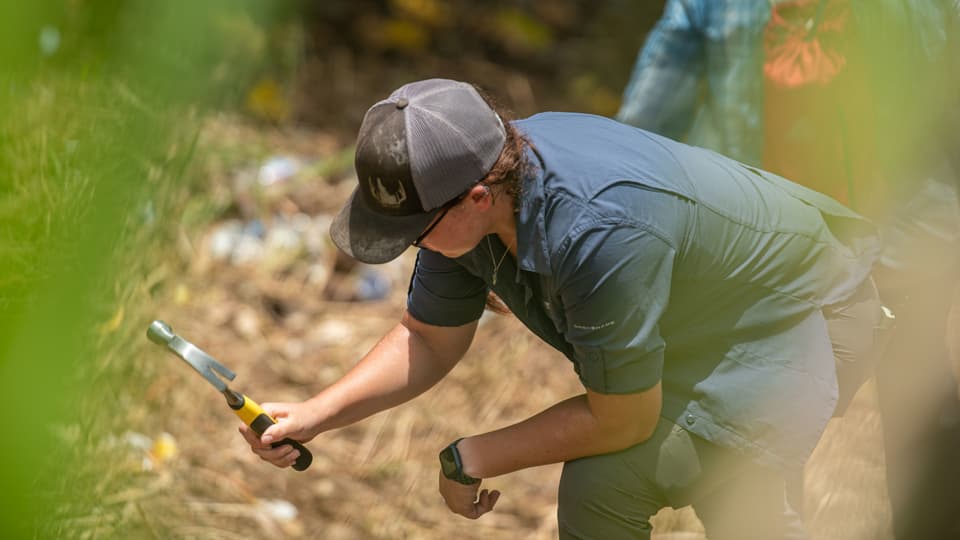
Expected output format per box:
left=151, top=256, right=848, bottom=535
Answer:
left=573, top=321, right=616, bottom=331
left=368, top=177, right=407, bottom=208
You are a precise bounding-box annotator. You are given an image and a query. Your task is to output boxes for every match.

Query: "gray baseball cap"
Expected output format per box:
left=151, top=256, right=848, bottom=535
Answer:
left=330, top=79, right=507, bottom=264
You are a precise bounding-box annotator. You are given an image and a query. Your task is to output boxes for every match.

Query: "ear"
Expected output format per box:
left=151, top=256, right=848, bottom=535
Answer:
left=466, top=183, right=493, bottom=210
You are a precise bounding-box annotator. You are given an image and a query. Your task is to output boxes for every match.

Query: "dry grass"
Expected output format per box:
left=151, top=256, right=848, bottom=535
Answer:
left=805, top=383, right=892, bottom=540
left=145, top=249, right=576, bottom=539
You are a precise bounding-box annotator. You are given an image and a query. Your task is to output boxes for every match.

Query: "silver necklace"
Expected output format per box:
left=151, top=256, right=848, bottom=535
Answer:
left=486, top=236, right=512, bottom=286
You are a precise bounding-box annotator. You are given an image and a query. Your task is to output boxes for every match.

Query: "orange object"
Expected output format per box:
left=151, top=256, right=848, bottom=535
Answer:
left=764, top=0, right=849, bottom=88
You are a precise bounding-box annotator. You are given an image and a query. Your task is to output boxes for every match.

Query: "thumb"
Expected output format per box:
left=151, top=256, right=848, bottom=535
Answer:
left=258, top=403, right=289, bottom=444
left=260, top=421, right=289, bottom=446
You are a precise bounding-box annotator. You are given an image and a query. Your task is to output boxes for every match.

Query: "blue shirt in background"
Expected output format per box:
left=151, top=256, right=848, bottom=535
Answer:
left=616, top=0, right=775, bottom=166
left=407, top=112, right=878, bottom=467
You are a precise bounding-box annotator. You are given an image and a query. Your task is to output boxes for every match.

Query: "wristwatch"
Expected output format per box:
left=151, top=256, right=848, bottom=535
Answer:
left=439, top=438, right=480, bottom=485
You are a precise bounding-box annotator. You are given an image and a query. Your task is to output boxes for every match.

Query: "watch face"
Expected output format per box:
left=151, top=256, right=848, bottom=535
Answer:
left=439, top=446, right=459, bottom=479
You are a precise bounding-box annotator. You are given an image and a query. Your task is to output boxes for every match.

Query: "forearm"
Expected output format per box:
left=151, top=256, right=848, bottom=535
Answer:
left=310, top=315, right=474, bottom=432
left=457, top=387, right=660, bottom=479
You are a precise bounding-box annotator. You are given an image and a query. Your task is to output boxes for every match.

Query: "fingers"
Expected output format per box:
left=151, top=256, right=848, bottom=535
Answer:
left=238, top=424, right=301, bottom=468
left=438, top=472, right=499, bottom=519
left=476, top=489, right=501, bottom=515
left=455, top=489, right=499, bottom=519
left=236, top=400, right=321, bottom=469
left=260, top=402, right=287, bottom=422
left=239, top=424, right=261, bottom=449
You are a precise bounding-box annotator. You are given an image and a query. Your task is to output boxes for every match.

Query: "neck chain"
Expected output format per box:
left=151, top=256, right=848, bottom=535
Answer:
left=486, top=235, right=513, bottom=286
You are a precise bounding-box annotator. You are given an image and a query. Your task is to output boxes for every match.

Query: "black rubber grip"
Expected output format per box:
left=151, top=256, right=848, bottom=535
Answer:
left=250, top=413, right=313, bottom=471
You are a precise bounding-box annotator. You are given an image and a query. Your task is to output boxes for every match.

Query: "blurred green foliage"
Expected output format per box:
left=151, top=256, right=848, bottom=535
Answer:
left=0, top=1, right=286, bottom=537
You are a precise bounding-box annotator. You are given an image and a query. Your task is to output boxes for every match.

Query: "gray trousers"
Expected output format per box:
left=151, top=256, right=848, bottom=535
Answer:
left=558, top=419, right=807, bottom=540
left=557, top=279, right=886, bottom=540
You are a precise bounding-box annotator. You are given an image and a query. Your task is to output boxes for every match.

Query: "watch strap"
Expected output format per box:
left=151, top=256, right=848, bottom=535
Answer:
left=440, top=438, right=480, bottom=485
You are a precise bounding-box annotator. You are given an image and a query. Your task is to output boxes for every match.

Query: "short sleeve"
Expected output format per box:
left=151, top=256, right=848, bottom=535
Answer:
left=406, top=249, right=488, bottom=326
left=556, top=224, right=675, bottom=394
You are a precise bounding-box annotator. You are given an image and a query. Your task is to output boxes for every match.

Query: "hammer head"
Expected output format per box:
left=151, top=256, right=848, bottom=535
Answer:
left=147, top=320, right=176, bottom=345
left=147, top=320, right=236, bottom=392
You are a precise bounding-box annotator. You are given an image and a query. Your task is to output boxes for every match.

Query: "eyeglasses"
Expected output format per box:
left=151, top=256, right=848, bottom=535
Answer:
left=412, top=191, right=469, bottom=248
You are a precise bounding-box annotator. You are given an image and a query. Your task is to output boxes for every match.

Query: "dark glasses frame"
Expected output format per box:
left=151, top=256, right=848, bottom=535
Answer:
left=411, top=189, right=472, bottom=248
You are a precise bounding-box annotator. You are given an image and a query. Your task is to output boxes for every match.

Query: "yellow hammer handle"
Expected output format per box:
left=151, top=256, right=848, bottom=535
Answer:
left=231, top=394, right=312, bottom=471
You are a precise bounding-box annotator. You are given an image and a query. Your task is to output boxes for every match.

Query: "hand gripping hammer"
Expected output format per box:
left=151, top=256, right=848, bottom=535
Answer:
left=147, top=320, right=313, bottom=471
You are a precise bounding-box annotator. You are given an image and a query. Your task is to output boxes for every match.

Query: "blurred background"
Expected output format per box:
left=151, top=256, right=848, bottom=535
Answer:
left=0, top=0, right=953, bottom=539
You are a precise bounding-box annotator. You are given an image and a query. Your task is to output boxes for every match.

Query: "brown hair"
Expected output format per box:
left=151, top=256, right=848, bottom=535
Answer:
left=473, top=87, right=535, bottom=315
left=475, top=87, right=534, bottom=212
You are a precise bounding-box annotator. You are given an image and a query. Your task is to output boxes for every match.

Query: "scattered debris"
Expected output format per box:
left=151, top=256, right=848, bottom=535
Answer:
left=149, top=432, right=179, bottom=466
left=119, top=431, right=179, bottom=471
left=258, top=156, right=301, bottom=187
left=256, top=498, right=298, bottom=521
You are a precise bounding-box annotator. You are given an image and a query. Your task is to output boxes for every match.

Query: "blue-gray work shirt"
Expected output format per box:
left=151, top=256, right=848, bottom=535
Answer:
left=407, top=113, right=878, bottom=467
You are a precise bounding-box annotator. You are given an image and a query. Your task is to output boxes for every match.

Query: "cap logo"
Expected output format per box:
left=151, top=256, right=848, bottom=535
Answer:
left=368, top=177, right=408, bottom=208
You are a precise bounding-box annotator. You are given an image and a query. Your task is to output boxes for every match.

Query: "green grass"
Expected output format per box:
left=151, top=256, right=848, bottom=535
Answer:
left=0, top=2, right=280, bottom=537
left=0, top=74, right=197, bottom=540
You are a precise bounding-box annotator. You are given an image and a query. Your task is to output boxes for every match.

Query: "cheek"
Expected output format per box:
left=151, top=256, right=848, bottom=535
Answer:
left=431, top=213, right=482, bottom=255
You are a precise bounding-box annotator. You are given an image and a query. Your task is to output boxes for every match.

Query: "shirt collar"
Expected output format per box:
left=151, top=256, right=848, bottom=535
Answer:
left=515, top=145, right=553, bottom=276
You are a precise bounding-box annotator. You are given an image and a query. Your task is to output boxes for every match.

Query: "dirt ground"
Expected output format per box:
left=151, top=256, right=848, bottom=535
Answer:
left=139, top=115, right=894, bottom=540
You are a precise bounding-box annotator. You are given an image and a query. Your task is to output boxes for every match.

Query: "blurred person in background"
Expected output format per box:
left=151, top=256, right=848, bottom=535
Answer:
left=622, top=0, right=960, bottom=537
left=239, top=78, right=886, bottom=539
left=763, top=2, right=960, bottom=538
left=848, top=4, right=960, bottom=539
left=615, top=0, right=778, bottom=166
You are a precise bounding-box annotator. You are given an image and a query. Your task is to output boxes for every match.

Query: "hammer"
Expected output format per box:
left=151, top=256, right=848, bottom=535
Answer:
left=147, top=320, right=312, bottom=471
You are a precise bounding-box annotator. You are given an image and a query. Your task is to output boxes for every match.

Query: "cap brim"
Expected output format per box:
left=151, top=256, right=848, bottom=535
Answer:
left=330, top=188, right=441, bottom=264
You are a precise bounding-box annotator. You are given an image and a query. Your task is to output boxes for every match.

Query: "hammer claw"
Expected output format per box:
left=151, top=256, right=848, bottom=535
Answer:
left=148, top=320, right=235, bottom=392
left=146, top=319, right=313, bottom=471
